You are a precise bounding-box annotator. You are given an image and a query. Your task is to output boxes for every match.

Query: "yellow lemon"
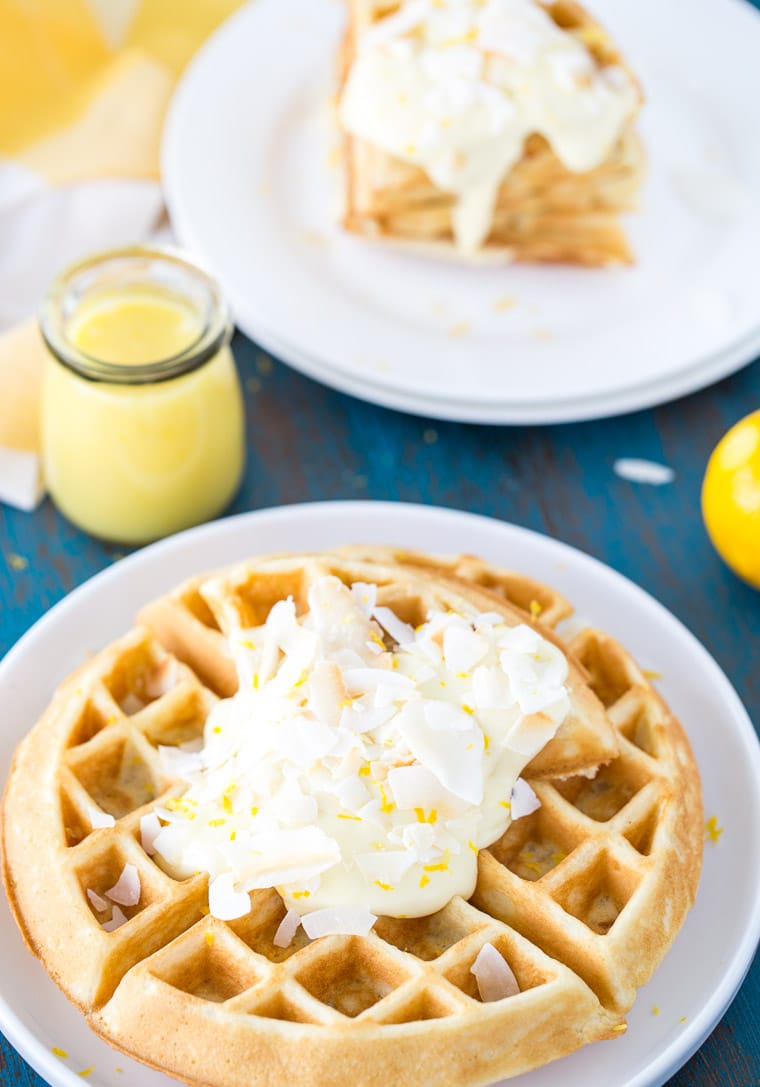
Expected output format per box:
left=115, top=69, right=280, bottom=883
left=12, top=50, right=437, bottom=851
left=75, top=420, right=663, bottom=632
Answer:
left=702, top=410, right=760, bottom=588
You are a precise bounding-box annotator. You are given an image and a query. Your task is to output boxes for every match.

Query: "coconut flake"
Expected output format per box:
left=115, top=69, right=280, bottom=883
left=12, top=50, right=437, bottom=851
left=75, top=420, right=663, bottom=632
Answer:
left=510, top=778, right=541, bottom=819
left=443, top=626, right=488, bottom=673
left=301, top=906, right=376, bottom=939
left=158, top=745, right=205, bottom=778
left=372, top=605, right=415, bottom=646
left=102, top=905, right=128, bottom=933
left=179, top=737, right=204, bottom=753
left=351, top=582, right=377, bottom=617
left=238, top=827, right=341, bottom=891
left=140, top=812, right=162, bottom=856
left=209, top=872, right=251, bottom=920
left=471, top=943, right=520, bottom=1002
left=397, top=701, right=484, bottom=804
left=87, top=805, right=115, bottom=830
left=105, top=864, right=141, bottom=907
left=613, top=458, right=675, bottom=486
left=145, top=658, right=179, bottom=700
left=273, top=908, right=302, bottom=949
left=506, top=712, right=559, bottom=759
left=86, top=888, right=109, bottom=913
left=120, top=692, right=145, bottom=716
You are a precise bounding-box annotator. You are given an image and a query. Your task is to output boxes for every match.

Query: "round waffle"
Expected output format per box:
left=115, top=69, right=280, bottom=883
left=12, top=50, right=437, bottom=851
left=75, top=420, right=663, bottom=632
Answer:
left=1, top=550, right=702, bottom=1087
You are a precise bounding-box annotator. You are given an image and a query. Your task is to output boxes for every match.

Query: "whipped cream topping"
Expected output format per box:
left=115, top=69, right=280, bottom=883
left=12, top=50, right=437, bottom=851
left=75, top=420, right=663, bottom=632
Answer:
left=339, top=0, right=639, bottom=251
left=152, top=575, right=570, bottom=920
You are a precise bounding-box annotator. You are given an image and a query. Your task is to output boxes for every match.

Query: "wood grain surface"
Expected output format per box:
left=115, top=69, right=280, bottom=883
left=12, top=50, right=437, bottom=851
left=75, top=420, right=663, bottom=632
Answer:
left=1, top=330, right=758, bottom=1086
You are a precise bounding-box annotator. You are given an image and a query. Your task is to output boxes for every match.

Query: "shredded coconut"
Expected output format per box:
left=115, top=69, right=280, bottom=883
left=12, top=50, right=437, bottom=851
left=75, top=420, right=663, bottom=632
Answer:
left=301, top=906, right=377, bottom=939
left=613, top=459, right=675, bottom=486
left=510, top=778, right=541, bottom=819
left=87, top=806, right=115, bottom=830
left=471, top=942, right=520, bottom=1001
left=151, top=576, right=570, bottom=921
left=102, top=905, right=128, bottom=933
left=104, top=864, right=141, bottom=907
left=273, top=909, right=302, bottom=948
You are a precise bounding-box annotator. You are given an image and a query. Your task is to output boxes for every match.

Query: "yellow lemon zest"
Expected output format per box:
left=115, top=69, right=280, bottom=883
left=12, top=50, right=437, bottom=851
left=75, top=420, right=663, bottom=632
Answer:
left=705, top=816, right=724, bottom=844
left=419, top=874, right=430, bottom=888
left=379, top=784, right=395, bottom=814
left=373, top=881, right=394, bottom=891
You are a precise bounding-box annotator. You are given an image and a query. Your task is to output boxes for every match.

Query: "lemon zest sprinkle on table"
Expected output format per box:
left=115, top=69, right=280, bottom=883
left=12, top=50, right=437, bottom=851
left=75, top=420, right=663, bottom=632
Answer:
left=52, top=1047, right=68, bottom=1059
left=7, top=553, right=28, bottom=571
left=705, top=816, right=724, bottom=843
left=652, top=1005, right=660, bottom=1016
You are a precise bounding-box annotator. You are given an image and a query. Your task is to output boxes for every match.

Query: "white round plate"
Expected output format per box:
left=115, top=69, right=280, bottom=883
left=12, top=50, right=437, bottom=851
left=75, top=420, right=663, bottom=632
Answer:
left=163, top=0, right=760, bottom=424
left=1, top=502, right=758, bottom=1087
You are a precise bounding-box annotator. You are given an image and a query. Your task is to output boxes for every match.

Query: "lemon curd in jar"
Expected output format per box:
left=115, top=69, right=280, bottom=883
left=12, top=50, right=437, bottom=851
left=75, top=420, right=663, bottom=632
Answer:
left=40, top=248, right=245, bottom=544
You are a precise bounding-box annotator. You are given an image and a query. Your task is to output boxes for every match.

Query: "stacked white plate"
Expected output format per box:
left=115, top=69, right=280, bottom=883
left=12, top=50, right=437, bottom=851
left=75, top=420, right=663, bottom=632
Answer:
left=163, top=0, right=760, bottom=422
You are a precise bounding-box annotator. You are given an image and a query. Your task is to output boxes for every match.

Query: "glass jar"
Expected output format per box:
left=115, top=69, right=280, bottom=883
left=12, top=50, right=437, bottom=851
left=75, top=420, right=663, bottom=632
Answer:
left=40, top=247, right=246, bottom=544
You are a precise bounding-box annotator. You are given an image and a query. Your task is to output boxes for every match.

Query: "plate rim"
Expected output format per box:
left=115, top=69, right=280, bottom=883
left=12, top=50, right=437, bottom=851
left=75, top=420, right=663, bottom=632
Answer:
left=1, top=501, right=759, bottom=1087
left=162, top=0, right=760, bottom=425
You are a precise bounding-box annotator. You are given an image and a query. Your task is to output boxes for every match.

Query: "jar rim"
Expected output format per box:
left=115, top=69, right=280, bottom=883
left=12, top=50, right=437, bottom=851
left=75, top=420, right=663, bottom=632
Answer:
left=39, top=245, right=232, bottom=385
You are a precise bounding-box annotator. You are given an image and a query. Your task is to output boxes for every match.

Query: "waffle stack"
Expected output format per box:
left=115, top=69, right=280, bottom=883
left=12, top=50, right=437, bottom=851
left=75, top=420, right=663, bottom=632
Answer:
left=2, top=550, right=702, bottom=1087
left=338, top=0, right=645, bottom=265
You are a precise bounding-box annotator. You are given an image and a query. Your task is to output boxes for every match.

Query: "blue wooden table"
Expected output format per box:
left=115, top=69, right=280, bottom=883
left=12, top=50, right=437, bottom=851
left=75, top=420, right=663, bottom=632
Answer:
left=1, top=329, right=759, bottom=1084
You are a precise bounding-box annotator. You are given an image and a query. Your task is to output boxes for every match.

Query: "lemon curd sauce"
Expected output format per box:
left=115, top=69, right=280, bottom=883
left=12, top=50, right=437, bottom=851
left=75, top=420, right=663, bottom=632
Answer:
left=40, top=248, right=245, bottom=544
